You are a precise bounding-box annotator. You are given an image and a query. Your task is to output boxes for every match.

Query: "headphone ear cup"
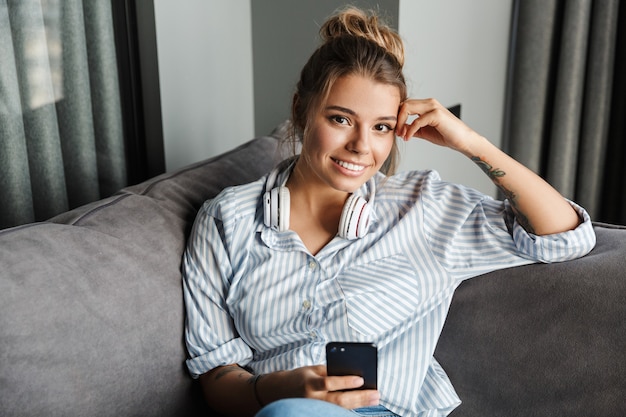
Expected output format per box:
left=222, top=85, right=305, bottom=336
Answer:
left=263, top=190, right=272, bottom=228
left=338, top=195, right=371, bottom=240
left=277, top=187, right=290, bottom=231
left=264, top=187, right=290, bottom=231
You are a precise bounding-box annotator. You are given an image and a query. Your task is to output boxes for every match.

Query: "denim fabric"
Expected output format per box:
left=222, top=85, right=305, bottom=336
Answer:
left=353, top=405, right=400, bottom=416
left=254, top=399, right=400, bottom=417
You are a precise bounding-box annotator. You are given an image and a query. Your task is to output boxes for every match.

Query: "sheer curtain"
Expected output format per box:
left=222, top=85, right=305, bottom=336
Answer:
left=503, top=0, right=626, bottom=224
left=0, top=0, right=126, bottom=229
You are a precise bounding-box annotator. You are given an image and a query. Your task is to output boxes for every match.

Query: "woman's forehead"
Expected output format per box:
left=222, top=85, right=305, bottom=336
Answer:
left=323, top=74, right=401, bottom=118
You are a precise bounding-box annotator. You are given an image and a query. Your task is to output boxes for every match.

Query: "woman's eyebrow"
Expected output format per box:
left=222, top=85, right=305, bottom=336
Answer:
left=325, top=105, right=397, bottom=121
left=326, top=105, right=356, bottom=115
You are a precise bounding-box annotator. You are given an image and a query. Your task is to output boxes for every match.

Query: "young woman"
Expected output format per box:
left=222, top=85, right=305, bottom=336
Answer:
left=182, top=7, right=595, bottom=417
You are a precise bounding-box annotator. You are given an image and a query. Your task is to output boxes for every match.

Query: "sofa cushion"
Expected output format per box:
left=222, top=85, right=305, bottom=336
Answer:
left=0, top=135, right=280, bottom=417
left=436, top=222, right=626, bottom=417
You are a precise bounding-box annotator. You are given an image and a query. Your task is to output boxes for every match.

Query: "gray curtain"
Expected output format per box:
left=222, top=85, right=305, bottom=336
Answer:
left=0, top=0, right=126, bottom=230
left=503, top=0, right=626, bottom=224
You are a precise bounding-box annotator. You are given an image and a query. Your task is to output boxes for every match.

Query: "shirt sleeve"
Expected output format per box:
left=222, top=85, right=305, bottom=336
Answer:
left=506, top=198, right=596, bottom=263
left=182, top=199, right=253, bottom=378
left=420, top=174, right=596, bottom=281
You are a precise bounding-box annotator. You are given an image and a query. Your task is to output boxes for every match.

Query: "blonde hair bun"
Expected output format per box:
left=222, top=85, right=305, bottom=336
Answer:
left=320, top=7, right=404, bottom=67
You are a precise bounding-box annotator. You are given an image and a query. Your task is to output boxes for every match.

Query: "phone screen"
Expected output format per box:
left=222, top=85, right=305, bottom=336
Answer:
left=326, top=342, right=377, bottom=390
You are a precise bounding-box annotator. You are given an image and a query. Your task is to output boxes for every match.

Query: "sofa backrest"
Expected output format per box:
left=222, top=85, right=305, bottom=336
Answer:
left=0, top=135, right=281, bottom=417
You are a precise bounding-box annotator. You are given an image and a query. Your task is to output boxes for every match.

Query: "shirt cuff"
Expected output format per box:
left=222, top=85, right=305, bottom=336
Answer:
left=186, top=337, right=253, bottom=379
left=509, top=200, right=596, bottom=263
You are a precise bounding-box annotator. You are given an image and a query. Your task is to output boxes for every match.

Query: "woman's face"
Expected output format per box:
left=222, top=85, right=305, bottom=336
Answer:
left=299, top=74, right=401, bottom=193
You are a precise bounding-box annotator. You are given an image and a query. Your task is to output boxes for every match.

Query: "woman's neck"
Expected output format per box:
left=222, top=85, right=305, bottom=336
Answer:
left=285, top=162, right=349, bottom=254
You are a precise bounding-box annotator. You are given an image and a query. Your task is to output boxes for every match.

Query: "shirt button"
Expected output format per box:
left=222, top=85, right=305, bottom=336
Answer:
left=302, top=300, right=312, bottom=310
left=309, top=331, right=318, bottom=339
left=308, top=261, right=317, bottom=270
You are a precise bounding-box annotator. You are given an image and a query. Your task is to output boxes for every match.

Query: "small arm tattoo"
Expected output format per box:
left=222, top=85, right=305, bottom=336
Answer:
left=471, top=156, right=536, bottom=234
left=213, top=365, right=246, bottom=381
left=471, top=156, right=505, bottom=180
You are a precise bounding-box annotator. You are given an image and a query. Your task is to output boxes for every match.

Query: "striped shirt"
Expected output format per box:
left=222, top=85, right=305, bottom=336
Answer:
left=183, top=165, right=596, bottom=417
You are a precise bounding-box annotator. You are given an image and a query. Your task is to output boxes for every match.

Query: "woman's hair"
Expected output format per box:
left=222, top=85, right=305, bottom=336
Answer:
left=288, top=7, right=407, bottom=175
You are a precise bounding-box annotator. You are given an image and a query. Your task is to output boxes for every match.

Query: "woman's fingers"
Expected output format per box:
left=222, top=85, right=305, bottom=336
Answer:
left=327, top=388, right=380, bottom=409
left=397, top=99, right=442, bottom=135
left=404, top=108, right=445, bottom=142
left=284, top=365, right=380, bottom=409
left=323, top=376, right=379, bottom=409
left=324, top=375, right=365, bottom=392
left=396, top=98, right=476, bottom=152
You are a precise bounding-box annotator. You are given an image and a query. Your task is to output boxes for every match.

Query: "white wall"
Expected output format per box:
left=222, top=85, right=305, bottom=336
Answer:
left=153, top=0, right=254, bottom=172
left=399, top=0, right=513, bottom=196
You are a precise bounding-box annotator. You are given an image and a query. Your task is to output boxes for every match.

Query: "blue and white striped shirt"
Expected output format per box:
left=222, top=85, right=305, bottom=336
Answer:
left=183, top=165, right=596, bottom=417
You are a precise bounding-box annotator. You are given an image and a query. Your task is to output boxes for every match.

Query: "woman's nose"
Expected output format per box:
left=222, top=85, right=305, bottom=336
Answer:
left=347, top=127, right=370, bottom=154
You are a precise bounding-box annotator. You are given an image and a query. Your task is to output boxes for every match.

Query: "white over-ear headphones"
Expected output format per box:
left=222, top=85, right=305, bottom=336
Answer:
left=263, top=161, right=375, bottom=240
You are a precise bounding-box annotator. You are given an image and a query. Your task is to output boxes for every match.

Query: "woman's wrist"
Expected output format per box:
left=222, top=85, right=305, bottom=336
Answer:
left=459, top=133, right=491, bottom=158
left=252, top=374, right=266, bottom=408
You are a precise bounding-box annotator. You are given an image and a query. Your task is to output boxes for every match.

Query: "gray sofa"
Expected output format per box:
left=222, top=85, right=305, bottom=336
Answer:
left=1, top=133, right=624, bottom=417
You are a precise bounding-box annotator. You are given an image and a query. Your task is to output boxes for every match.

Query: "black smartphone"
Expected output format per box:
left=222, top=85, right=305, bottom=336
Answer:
left=326, top=342, right=377, bottom=390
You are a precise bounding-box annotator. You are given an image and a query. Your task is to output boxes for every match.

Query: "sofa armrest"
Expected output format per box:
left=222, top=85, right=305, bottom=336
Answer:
left=436, top=223, right=626, bottom=417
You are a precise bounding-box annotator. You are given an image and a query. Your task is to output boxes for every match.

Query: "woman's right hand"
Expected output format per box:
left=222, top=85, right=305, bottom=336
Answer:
left=258, top=365, right=380, bottom=409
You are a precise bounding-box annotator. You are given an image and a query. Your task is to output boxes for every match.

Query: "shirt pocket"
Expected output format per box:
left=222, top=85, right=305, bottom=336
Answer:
left=336, top=254, right=420, bottom=338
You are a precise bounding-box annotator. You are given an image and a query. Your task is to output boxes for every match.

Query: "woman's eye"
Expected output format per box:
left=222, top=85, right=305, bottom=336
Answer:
left=330, top=115, right=349, bottom=125
left=375, top=123, right=394, bottom=133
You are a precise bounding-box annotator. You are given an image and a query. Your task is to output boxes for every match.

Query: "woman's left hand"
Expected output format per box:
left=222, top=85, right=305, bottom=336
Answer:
left=396, top=98, right=479, bottom=156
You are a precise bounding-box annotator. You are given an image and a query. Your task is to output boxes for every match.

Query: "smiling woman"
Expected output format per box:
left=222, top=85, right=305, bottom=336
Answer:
left=181, top=6, right=596, bottom=417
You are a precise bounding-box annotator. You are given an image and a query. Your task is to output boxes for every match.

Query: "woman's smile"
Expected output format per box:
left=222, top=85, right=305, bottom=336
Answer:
left=332, top=158, right=367, bottom=173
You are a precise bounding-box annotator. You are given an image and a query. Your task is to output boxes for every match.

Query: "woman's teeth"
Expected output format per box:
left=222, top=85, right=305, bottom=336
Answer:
left=336, top=159, right=365, bottom=172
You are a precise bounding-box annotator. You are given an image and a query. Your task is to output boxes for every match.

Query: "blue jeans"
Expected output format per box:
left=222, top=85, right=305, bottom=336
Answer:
left=254, top=398, right=400, bottom=417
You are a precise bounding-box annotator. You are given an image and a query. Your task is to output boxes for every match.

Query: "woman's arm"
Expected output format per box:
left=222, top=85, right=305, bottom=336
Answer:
left=463, top=135, right=579, bottom=235
left=396, top=98, right=580, bottom=235
left=200, top=364, right=379, bottom=417
left=199, top=365, right=260, bottom=417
